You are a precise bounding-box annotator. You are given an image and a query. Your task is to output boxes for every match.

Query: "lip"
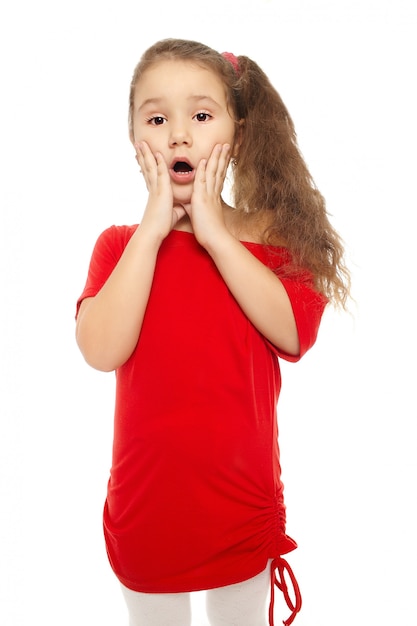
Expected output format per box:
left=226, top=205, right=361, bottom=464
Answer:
left=169, top=157, right=195, bottom=185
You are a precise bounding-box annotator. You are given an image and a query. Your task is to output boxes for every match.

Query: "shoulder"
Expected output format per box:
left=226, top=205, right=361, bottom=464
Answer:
left=99, top=224, right=139, bottom=244
left=92, top=224, right=139, bottom=254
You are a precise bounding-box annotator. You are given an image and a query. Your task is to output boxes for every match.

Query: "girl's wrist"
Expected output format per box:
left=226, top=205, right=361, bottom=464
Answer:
left=198, top=225, right=235, bottom=257
left=136, top=218, right=167, bottom=249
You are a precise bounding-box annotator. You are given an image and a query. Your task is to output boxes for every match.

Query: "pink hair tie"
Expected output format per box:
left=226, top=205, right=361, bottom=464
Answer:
left=222, top=51, right=240, bottom=75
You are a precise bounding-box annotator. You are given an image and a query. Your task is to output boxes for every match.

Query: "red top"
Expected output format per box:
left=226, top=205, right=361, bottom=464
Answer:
left=77, top=226, right=327, bottom=624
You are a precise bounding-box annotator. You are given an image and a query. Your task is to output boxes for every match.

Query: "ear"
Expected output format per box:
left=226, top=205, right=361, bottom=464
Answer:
left=232, top=119, right=245, bottom=158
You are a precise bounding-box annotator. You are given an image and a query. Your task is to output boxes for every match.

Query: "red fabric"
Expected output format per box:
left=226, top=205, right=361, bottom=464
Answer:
left=269, top=558, right=302, bottom=625
left=77, top=226, right=326, bottom=621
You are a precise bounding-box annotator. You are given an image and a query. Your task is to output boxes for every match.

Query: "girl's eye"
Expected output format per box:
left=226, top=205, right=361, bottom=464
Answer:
left=194, top=112, right=211, bottom=122
left=148, top=116, right=166, bottom=126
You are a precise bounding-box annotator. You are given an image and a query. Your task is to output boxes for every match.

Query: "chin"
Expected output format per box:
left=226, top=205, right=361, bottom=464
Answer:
left=173, top=192, right=192, bottom=206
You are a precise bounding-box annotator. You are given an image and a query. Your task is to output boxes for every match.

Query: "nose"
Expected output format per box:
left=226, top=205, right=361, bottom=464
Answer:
left=169, top=119, right=192, bottom=147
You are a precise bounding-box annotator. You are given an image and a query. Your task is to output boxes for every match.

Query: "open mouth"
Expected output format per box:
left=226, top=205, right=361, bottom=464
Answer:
left=170, top=159, right=195, bottom=184
left=173, top=161, right=193, bottom=174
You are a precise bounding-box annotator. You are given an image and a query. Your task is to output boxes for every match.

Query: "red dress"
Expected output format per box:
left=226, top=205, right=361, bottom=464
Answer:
left=77, top=226, right=327, bottom=625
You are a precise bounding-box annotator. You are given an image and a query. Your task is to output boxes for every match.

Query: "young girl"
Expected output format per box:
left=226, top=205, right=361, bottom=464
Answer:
left=76, top=38, right=349, bottom=626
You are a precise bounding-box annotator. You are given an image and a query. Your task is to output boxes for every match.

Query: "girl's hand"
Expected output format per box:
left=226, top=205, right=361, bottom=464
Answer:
left=135, top=141, right=186, bottom=241
left=188, top=143, right=231, bottom=247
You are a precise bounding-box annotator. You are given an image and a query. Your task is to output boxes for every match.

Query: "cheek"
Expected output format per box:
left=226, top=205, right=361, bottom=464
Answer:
left=208, top=125, right=236, bottom=150
left=133, top=131, right=159, bottom=156
left=133, top=123, right=146, bottom=143
left=132, top=119, right=155, bottom=144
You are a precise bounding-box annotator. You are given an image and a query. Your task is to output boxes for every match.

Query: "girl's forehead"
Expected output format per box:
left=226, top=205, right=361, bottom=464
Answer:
left=141, top=58, right=212, bottom=75
left=135, top=59, right=225, bottom=95
left=132, top=60, right=233, bottom=116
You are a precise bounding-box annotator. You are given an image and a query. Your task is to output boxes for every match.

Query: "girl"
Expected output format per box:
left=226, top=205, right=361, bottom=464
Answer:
left=76, top=38, right=350, bottom=626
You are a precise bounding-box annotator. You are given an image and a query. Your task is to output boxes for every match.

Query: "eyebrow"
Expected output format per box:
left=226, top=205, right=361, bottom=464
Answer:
left=137, top=97, right=164, bottom=111
left=188, top=95, right=221, bottom=107
left=137, top=94, right=221, bottom=111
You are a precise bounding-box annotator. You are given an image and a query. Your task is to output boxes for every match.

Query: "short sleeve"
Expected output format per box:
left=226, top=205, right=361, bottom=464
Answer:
left=75, top=224, right=137, bottom=318
left=272, top=275, right=327, bottom=362
left=242, top=242, right=327, bottom=363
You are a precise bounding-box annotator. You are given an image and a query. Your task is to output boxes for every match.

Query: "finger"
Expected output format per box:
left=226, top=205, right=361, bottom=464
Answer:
left=134, top=142, right=149, bottom=174
left=195, top=158, right=208, bottom=186
left=135, top=141, right=154, bottom=170
left=217, top=143, right=231, bottom=179
left=154, top=152, right=171, bottom=188
left=134, top=142, right=144, bottom=172
left=206, top=143, right=230, bottom=192
left=204, top=144, right=222, bottom=181
left=135, top=142, right=168, bottom=189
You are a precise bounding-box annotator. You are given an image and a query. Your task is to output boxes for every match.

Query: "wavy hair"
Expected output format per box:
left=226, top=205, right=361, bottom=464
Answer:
left=128, top=38, right=350, bottom=308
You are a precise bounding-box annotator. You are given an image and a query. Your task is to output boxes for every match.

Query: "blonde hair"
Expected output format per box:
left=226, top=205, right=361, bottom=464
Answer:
left=128, top=38, right=350, bottom=308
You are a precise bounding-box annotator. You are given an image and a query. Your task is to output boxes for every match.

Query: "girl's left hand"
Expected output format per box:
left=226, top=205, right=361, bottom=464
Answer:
left=187, top=143, right=231, bottom=247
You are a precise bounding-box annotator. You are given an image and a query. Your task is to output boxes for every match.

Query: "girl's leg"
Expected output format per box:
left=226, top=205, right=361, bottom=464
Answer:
left=120, top=584, right=192, bottom=626
left=205, top=561, right=271, bottom=626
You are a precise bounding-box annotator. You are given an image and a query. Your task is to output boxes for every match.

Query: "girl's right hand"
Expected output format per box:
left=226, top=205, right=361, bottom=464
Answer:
left=134, top=141, right=186, bottom=241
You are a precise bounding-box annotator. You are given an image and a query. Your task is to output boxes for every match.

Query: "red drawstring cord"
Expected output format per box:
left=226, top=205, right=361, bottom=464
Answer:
left=269, top=557, right=302, bottom=626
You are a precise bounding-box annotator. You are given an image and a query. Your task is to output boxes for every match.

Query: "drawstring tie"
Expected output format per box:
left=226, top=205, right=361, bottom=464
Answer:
left=269, top=557, right=302, bottom=625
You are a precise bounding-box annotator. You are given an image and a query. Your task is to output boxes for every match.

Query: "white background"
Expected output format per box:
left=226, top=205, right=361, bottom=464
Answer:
left=1, top=1, right=416, bottom=624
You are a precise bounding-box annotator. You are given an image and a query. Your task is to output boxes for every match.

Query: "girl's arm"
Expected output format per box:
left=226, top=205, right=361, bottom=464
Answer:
left=76, top=226, right=162, bottom=371
left=189, top=144, right=299, bottom=356
left=76, top=143, right=186, bottom=372
left=205, top=232, right=300, bottom=356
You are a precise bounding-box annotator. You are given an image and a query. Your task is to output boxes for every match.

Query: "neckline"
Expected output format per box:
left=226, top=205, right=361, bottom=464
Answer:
left=170, top=228, right=286, bottom=250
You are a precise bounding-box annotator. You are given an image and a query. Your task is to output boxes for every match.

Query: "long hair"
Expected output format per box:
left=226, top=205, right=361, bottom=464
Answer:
left=128, top=38, right=350, bottom=308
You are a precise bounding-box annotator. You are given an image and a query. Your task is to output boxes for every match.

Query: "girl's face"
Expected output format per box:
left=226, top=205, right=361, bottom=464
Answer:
left=131, top=59, right=237, bottom=205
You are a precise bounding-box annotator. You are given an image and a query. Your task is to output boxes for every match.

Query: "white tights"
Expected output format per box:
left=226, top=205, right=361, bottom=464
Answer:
left=120, top=561, right=271, bottom=626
